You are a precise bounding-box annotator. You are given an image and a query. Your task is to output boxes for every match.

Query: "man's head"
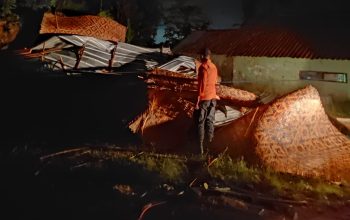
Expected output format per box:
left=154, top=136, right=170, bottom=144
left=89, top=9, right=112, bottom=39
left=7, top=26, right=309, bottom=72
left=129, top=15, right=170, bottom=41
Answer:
left=200, top=48, right=211, bottom=61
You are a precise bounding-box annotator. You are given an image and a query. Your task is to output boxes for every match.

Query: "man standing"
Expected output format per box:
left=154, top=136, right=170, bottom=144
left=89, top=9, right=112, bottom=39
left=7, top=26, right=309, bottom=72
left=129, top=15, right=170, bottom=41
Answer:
left=195, top=48, right=219, bottom=155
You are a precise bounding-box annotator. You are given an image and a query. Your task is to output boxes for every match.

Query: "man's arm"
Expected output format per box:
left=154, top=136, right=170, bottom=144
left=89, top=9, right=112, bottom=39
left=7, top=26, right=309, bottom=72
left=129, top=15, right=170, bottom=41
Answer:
left=196, top=66, right=205, bottom=109
left=195, top=96, right=200, bottom=110
left=215, top=67, right=221, bottom=100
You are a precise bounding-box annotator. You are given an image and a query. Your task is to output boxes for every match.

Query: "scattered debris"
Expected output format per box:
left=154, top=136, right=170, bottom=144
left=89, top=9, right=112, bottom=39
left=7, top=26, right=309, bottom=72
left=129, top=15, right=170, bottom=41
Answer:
left=206, top=187, right=309, bottom=206
left=258, top=208, right=265, bottom=216
left=203, top=182, right=209, bottom=190
left=213, top=187, right=231, bottom=192
left=70, top=162, right=89, bottom=170
left=207, top=157, right=218, bottom=167
left=189, top=178, right=197, bottom=187
left=162, top=184, right=175, bottom=191
left=18, top=12, right=170, bottom=75
left=219, top=195, right=248, bottom=210
left=140, top=192, right=148, bottom=198
left=40, top=147, right=90, bottom=161
left=138, top=201, right=167, bottom=220
left=178, top=191, right=185, bottom=196
left=158, top=55, right=197, bottom=76
left=114, top=184, right=135, bottom=196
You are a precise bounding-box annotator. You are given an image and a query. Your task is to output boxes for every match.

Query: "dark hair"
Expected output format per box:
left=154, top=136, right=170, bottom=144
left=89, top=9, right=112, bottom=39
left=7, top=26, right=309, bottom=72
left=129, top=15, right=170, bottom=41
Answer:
left=200, top=48, right=211, bottom=57
left=200, top=48, right=211, bottom=61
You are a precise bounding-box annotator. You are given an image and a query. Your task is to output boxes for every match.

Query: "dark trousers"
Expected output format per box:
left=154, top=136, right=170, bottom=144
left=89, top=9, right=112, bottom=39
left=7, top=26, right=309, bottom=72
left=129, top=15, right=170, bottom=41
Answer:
left=197, top=99, right=216, bottom=154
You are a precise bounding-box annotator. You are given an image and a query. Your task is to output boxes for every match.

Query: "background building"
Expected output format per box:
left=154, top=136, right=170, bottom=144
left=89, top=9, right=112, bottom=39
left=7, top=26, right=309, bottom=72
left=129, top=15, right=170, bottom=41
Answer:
left=174, top=26, right=350, bottom=117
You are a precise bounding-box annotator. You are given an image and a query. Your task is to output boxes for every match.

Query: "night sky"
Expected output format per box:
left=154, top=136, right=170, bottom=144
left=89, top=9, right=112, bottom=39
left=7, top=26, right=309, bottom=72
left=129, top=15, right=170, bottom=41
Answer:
left=191, top=0, right=243, bottom=29
left=167, top=0, right=350, bottom=28
left=155, top=0, right=350, bottom=43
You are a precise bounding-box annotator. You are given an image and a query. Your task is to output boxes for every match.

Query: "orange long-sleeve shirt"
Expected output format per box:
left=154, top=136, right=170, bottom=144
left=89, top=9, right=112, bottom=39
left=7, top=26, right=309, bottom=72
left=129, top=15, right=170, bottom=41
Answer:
left=197, top=59, right=218, bottom=101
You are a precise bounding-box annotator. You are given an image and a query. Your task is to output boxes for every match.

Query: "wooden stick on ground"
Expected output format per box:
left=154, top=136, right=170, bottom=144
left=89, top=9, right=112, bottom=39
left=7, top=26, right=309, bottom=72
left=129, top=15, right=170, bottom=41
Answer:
left=138, top=201, right=167, bottom=220
left=204, top=187, right=308, bottom=206
left=244, top=107, right=259, bottom=137
left=40, top=147, right=89, bottom=161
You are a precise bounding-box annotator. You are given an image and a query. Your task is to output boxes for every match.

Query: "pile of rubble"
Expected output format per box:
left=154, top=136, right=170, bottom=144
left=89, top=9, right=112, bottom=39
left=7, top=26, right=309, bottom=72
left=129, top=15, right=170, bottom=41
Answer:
left=18, top=12, right=350, bottom=181
left=18, top=12, right=166, bottom=75
left=129, top=68, right=350, bottom=181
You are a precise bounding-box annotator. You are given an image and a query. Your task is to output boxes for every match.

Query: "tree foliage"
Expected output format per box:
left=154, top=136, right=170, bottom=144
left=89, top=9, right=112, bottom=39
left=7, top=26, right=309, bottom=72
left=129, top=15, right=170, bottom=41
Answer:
left=16, top=0, right=89, bottom=11
left=17, top=0, right=53, bottom=9
left=6, top=0, right=208, bottom=47
left=163, top=0, right=209, bottom=47
left=1, top=0, right=17, bottom=17
left=125, top=18, right=134, bottom=43
left=98, top=9, right=112, bottom=19
left=108, top=0, right=162, bottom=46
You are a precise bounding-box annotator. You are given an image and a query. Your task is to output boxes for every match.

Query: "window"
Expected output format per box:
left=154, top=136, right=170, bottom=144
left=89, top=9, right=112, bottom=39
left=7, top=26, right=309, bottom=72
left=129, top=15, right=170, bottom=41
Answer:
left=300, top=71, right=347, bottom=83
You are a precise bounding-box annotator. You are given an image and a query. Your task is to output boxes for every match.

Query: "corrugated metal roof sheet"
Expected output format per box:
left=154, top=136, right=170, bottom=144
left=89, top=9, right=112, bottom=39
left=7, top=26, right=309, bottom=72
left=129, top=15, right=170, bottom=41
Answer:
left=158, top=56, right=196, bottom=76
left=22, top=35, right=165, bottom=74
left=173, top=27, right=350, bottom=59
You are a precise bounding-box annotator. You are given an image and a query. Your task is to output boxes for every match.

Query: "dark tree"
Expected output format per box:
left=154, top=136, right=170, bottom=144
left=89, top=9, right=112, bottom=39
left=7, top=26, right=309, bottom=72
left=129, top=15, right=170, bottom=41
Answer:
left=16, top=0, right=94, bottom=12
left=163, top=0, right=209, bottom=47
left=0, top=0, right=17, bottom=17
left=15, top=0, right=162, bottom=46
left=107, top=0, right=162, bottom=46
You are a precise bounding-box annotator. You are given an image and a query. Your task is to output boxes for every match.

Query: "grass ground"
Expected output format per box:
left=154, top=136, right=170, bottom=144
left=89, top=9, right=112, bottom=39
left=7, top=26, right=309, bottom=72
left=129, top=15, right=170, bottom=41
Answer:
left=3, top=145, right=350, bottom=220
left=43, top=147, right=350, bottom=206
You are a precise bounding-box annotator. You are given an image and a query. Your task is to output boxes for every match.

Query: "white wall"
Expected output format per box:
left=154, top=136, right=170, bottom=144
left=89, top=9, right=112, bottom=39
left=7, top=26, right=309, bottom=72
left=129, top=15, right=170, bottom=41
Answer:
left=211, top=54, right=234, bottom=82
left=232, top=56, right=350, bottom=102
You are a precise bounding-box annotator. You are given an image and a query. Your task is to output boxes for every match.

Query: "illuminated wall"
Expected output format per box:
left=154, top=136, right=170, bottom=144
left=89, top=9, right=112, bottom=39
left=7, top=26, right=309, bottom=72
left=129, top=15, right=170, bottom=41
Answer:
left=210, top=54, right=234, bottom=82
left=209, top=55, right=350, bottom=115
left=232, top=56, right=350, bottom=100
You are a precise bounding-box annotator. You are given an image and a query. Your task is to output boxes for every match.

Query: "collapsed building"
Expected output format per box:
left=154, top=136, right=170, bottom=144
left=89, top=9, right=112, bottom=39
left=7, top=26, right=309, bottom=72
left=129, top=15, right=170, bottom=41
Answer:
left=129, top=60, right=350, bottom=181
left=129, top=68, right=259, bottom=150
left=19, top=12, right=350, bottom=181
left=19, top=12, right=167, bottom=74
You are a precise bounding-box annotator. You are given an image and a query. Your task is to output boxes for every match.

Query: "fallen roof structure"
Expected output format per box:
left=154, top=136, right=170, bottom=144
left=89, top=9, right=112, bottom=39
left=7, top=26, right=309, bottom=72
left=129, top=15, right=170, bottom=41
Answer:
left=18, top=13, right=167, bottom=75
left=20, top=34, right=164, bottom=74
left=212, top=85, right=350, bottom=181
left=158, top=55, right=197, bottom=76
left=129, top=68, right=259, bottom=152
left=129, top=67, right=350, bottom=181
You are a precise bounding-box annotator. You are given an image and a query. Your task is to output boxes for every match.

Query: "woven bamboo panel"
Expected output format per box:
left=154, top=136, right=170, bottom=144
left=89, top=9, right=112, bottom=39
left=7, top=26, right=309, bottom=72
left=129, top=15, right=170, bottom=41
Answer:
left=254, top=85, right=350, bottom=180
left=40, top=12, right=126, bottom=42
left=129, top=69, right=259, bottom=153
left=130, top=81, right=350, bottom=180
left=147, top=69, right=258, bottom=107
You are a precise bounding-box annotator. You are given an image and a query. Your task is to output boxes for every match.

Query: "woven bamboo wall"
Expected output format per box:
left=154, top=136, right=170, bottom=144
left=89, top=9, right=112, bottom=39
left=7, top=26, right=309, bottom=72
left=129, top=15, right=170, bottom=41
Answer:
left=40, top=12, right=126, bottom=42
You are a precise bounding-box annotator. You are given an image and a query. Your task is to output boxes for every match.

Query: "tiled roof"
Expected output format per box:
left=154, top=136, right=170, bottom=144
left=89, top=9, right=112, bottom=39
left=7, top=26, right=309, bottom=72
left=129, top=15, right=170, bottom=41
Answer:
left=40, top=12, right=126, bottom=42
left=173, top=27, right=350, bottom=59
